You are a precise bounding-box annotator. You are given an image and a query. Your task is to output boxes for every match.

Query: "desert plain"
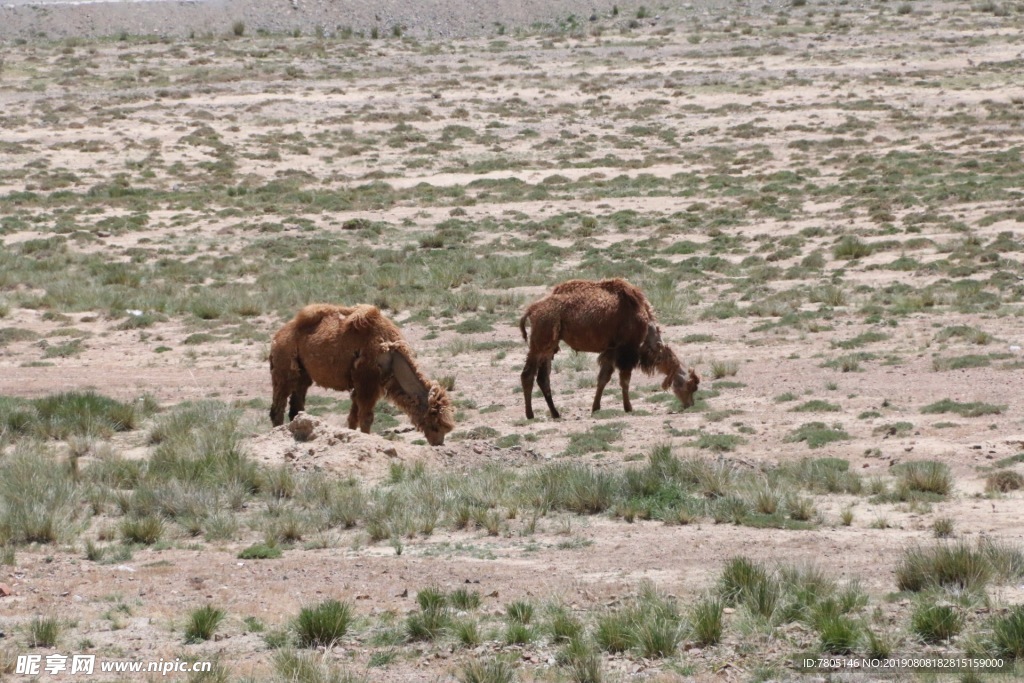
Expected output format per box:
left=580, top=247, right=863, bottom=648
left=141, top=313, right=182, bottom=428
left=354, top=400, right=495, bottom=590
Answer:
left=0, top=1, right=1023, bottom=681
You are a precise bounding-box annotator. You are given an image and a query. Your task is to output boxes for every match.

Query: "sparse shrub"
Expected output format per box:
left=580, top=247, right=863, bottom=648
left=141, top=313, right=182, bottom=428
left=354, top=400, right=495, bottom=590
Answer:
left=921, top=399, right=1004, bottom=418
left=417, top=587, right=447, bottom=612
left=232, top=21, right=245, bottom=37
left=185, top=605, right=225, bottom=643
left=912, top=602, right=962, bottom=643
left=406, top=596, right=449, bottom=642
left=696, top=433, right=745, bottom=453
left=273, top=649, right=365, bottom=682
left=690, top=596, right=724, bottom=645
left=450, top=588, right=481, bottom=610
left=986, top=470, right=1024, bottom=493
left=547, top=606, right=582, bottom=643
left=816, top=612, right=861, bottom=654
left=833, top=236, right=872, bottom=260
left=28, top=616, right=61, bottom=648
left=785, top=422, right=851, bottom=449
left=933, top=517, right=955, bottom=538
left=503, top=622, right=533, bottom=645
left=2, top=391, right=149, bottom=441
left=454, top=619, right=481, bottom=647
left=865, top=628, right=894, bottom=659
left=559, top=637, right=602, bottom=683
left=238, top=542, right=282, bottom=560
left=991, top=605, right=1024, bottom=659
left=0, top=444, right=79, bottom=545
left=294, top=600, right=353, bottom=648
left=897, top=461, right=952, bottom=496
left=719, top=557, right=772, bottom=607
left=505, top=600, right=534, bottom=624
left=786, top=495, right=815, bottom=521
left=120, top=514, right=163, bottom=545
left=895, top=543, right=993, bottom=593
left=633, top=614, right=682, bottom=658
left=458, top=657, right=516, bottom=683
left=791, top=400, right=841, bottom=413
left=527, top=462, right=616, bottom=514
left=710, top=359, right=738, bottom=379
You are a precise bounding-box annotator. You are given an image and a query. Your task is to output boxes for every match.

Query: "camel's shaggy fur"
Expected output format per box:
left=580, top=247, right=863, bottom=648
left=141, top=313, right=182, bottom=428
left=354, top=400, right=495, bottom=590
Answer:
left=269, top=304, right=455, bottom=445
left=519, top=278, right=700, bottom=419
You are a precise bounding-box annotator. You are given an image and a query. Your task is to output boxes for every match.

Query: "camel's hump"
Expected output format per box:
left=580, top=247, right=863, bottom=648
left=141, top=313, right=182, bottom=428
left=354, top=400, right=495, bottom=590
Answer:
left=292, top=303, right=374, bottom=329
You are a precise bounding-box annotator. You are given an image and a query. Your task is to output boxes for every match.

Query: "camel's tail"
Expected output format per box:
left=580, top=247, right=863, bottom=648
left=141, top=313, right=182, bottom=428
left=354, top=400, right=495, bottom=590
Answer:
left=519, top=311, right=530, bottom=341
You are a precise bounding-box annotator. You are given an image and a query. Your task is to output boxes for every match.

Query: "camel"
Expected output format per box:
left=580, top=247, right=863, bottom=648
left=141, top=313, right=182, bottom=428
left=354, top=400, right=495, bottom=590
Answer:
left=519, top=278, right=700, bottom=419
left=269, top=304, right=455, bottom=446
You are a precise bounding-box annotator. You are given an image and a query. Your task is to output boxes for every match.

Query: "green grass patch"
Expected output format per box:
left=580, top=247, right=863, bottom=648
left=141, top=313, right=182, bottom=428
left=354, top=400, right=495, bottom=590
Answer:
left=562, top=422, right=624, bottom=456
left=921, top=399, right=1005, bottom=417
left=785, top=422, right=851, bottom=449
left=790, top=400, right=841, bottom=413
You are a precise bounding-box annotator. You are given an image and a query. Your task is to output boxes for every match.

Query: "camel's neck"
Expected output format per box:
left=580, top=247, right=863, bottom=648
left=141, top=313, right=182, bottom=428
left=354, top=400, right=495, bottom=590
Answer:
left=656, top=344, right=683, bottom=379
left=383, top=351, right=432, bottom=430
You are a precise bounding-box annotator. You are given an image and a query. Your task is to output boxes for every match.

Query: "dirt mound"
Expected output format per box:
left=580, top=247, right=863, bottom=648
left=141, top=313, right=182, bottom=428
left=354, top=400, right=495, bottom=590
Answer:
left=246, top=412, right=541, bottom=484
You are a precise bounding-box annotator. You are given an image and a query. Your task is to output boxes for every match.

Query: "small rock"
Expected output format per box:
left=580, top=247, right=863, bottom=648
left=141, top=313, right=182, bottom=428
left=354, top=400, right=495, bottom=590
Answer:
left=0, top=584, right=12, bottom=597
left=288, top=413, right=318, bottom=442
left=382, top=446, right=398, bottom=457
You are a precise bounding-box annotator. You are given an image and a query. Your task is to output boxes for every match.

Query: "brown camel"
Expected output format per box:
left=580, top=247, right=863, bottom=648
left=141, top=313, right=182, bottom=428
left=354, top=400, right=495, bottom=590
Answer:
left=519, top=278, right=700, bottom=419
left=269, top=304, right=455, bottom=446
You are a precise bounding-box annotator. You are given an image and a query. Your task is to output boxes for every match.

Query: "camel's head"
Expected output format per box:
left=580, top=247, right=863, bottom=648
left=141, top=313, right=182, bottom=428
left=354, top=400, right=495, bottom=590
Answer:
left=641, top=322, right=687, bottom=378
left=667, top=367, right=701, bottom=409
left=642, top=324, right=700, bottom=407
left=381, top=346, right=456, bottom=446
left=423, top=383, right=456, bottom=446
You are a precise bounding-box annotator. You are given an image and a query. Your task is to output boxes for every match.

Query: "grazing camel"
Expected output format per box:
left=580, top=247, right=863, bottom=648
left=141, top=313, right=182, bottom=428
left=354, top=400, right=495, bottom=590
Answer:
left=519, top=278, right=700, bottom=419
left=269, top=304, right=455, bottom=446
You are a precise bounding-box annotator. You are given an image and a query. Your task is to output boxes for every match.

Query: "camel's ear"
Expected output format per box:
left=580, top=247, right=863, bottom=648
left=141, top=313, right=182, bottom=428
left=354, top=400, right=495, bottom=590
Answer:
left=389, top=350, right=429, bottom=404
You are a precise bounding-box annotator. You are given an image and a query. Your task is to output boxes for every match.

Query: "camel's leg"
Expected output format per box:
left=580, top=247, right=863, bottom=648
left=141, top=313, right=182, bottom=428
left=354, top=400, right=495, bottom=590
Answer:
left=270, top=380, right=291, bottom=427
left=269, top=354, right=296, bottom=426
left=349, top=361, right=384, bottom=434
left=537, top=358, right=559, bottom=419
left=591, top=351, right=616, bottom=413
left=521, top=356, right=539, bottom=420
left=347, top=399, right=360, bottom=431
left=351, top=390, right=380, bottom=434
left=288, top=371, right=313, bottom=421
left=619, top=367, right=634, bottom=412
